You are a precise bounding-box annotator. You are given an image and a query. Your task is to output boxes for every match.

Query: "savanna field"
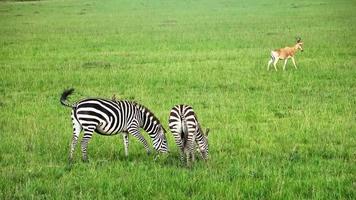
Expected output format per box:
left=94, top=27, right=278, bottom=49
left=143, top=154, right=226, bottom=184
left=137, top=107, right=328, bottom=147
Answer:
left=1, top=0, right=355, bottom=199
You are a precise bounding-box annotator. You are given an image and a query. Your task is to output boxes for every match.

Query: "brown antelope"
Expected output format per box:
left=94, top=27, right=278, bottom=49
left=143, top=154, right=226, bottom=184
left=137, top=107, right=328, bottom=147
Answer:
left=267, top=37, right=304, bottom=71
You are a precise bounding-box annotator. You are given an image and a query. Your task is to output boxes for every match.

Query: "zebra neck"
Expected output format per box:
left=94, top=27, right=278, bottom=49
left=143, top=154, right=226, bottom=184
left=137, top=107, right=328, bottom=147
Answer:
left=138, top=105, right=161, bottom=137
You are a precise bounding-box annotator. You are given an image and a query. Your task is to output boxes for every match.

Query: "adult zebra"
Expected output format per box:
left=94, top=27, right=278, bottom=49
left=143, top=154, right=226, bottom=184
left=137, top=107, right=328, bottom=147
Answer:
left=60, top=88, right=168, bottom=162
left=169, top=104, right=209, bottom=166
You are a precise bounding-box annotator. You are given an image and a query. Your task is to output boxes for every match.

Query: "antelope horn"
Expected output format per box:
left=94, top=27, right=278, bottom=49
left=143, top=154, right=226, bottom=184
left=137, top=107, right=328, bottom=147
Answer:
left=296, top=36, right=302, bottom=43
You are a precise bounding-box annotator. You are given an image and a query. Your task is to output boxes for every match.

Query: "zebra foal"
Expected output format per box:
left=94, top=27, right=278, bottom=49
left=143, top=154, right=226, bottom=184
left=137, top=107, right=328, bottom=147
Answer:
left=60, top=88, right=168, bottom=163
left=169, top=104, right=209, bottom=166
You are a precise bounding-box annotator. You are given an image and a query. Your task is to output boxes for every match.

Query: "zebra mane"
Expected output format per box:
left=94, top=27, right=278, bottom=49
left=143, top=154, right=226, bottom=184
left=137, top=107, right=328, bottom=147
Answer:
left=135, top=102, right=162, bottom=126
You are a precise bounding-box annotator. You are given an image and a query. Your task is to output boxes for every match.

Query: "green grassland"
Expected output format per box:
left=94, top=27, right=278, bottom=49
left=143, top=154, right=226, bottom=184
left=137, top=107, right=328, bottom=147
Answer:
left=1, top=0, right=355, bottom=199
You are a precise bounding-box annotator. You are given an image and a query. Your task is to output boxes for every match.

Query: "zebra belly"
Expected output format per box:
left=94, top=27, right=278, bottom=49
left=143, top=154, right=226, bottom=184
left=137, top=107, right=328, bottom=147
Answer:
left=95, top=122, right=125, bottom=135
left=96, top=127, right=118, bottom=135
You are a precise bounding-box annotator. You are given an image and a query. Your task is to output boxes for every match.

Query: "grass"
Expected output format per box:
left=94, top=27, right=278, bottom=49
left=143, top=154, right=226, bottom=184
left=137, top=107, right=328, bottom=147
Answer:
left=0, top=0, right=355, bottom=199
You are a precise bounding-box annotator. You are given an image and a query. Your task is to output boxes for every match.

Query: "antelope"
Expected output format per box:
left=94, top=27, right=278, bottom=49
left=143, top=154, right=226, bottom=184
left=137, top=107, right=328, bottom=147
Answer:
left=267, top=37, right=304, bottom=71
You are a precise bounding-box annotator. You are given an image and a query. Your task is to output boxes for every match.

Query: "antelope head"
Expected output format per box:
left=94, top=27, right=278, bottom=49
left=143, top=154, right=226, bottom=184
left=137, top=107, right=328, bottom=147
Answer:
left=295, top=37, right=304, bottom=52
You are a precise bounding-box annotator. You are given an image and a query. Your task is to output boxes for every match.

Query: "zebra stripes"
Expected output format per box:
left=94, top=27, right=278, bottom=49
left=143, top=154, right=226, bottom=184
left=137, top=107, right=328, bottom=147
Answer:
left=169, top=104, right=209, bottom=166
left=60, top=88, right=168, bottom=162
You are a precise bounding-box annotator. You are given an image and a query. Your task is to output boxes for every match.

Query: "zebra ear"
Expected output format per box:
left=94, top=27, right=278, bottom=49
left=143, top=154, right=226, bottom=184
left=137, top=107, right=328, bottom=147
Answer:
left=205, top=128, right=210, bottom=137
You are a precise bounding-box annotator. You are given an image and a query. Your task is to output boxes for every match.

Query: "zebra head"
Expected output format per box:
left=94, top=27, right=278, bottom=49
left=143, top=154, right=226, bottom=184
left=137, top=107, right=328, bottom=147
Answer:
left=200, top=128, right=210, bottom=160
left=152, top=125, right=169, bottom=153
left=137, top=103, right=169, bottom=153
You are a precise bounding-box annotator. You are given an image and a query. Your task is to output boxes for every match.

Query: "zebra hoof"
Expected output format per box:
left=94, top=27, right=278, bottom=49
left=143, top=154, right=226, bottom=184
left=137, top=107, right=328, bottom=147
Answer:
left=147, top=150, right=151, bottom=155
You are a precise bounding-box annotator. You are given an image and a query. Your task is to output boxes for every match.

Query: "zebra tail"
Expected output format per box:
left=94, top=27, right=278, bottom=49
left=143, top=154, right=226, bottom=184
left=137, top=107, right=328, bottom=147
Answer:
left=60, top=88, right=75, bottom=108
left=181, top=117, right=188, bottom=148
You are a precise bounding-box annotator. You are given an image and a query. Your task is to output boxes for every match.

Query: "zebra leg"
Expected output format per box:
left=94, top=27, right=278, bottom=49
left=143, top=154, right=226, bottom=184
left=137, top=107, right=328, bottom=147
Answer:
left=128, top=127, right=151, bottom=155
left=191, top=147, right=195, bottom=163
left=81, top=126, right=95, bottom=162
left=190, top=134, right=196, bottom=163
left=179, top=148, right=185, bottom=164
left=122, top=132, right=129, bottom=157
left=170, top=129, right=185, bottom=163
left=184, top=147, right=191, bottom=167
left=69, top=111, right=81, bottom=163
left=185, top=134, right=195, bottom=167
left=174, top=142, right=185, bottom=164
left=176, top=140, right=185, bottom=164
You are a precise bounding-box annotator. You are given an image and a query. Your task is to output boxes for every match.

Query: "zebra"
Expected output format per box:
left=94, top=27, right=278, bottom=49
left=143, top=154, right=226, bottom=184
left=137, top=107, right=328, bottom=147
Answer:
left=60, top=88, right=168, bottom=162
left=168, top=104, right=209, bottom=166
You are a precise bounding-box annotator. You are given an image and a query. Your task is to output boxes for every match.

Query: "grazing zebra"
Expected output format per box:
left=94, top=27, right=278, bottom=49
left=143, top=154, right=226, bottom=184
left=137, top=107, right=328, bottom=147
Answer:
left=60, top=88, right=168, bottom=162
left=169, top=104, right=209, bottom=166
